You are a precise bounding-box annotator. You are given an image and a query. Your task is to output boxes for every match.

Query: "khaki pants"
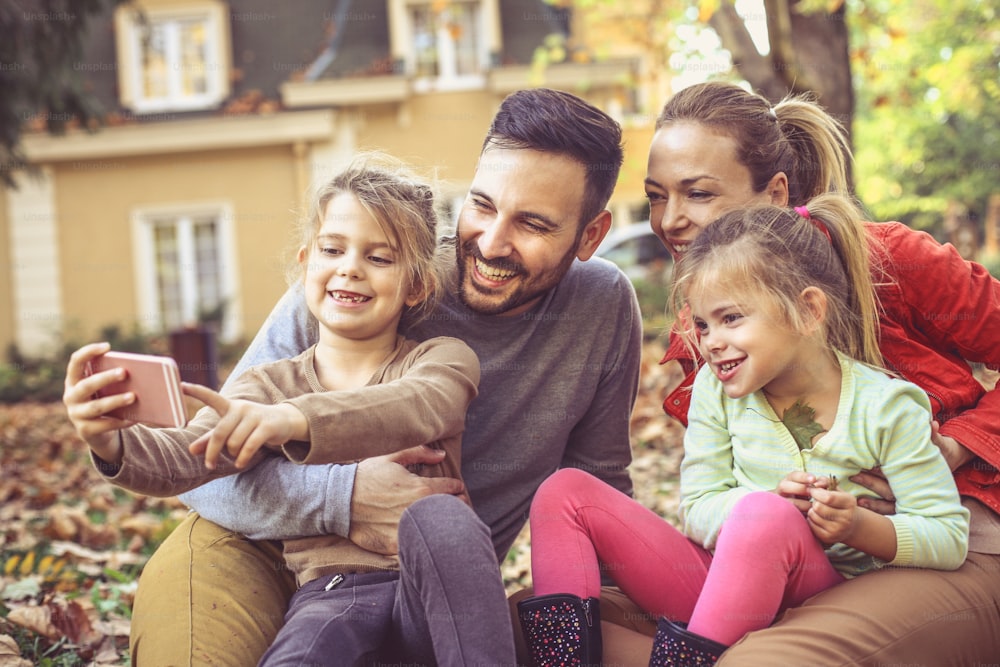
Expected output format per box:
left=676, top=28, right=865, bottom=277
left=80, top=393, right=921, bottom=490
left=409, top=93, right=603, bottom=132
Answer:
left=130, top=513, right=295, bottom=666
left=134, top=513, right=1000, bottom=666
left=719, top=551, right=1000, bottom=666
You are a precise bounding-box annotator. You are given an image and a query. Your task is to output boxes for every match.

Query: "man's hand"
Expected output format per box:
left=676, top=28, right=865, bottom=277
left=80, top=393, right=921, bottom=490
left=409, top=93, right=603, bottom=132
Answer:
left=348, top=445, right=466, bottom=555
left=63, top=342, right=134, bottom=463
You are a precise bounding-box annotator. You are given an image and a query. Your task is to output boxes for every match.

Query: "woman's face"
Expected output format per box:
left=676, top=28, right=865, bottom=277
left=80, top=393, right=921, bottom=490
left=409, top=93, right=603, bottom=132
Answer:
left=644, top=121, right=788, bottom=259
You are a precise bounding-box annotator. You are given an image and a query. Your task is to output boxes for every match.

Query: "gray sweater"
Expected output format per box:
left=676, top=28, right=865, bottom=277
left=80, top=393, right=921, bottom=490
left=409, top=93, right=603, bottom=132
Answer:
left=182, top=254, right=642, bottom=559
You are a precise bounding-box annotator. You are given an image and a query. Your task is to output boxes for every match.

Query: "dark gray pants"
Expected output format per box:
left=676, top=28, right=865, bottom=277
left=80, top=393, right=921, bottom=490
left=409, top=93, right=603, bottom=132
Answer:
left=260, top=494, right=516, bottom=666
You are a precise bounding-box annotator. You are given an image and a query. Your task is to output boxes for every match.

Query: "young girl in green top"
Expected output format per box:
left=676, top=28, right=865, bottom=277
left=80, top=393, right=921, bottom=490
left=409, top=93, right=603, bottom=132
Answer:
left=517, top=193, right=969, bottom=667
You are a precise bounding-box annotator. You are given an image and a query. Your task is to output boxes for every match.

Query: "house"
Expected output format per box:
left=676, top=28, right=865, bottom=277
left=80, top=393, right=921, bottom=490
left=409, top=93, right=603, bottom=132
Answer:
left=1, top=0, right=651, bottom=357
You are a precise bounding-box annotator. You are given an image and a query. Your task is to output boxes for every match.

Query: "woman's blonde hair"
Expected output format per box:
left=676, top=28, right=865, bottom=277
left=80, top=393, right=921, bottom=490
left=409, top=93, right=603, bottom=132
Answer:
left=672, top=193, right=882, bottom=368
left=290, top=152, right=446, bottom=328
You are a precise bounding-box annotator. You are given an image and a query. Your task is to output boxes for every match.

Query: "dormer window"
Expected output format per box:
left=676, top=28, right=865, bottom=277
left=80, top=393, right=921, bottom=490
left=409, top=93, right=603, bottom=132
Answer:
left=114, top=1, right=231, bottom=114
left=389, top=0, right=499, bottom=91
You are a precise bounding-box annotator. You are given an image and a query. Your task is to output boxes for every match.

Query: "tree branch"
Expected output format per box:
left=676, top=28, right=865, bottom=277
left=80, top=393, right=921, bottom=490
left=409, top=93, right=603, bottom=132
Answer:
left=764, top=0, right=817, bottom=93
left=709, top=2, right=785, bottom=101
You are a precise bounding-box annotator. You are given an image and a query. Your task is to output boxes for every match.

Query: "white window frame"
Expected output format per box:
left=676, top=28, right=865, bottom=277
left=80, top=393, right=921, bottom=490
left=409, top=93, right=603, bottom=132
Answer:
left=114, top=1, right=231, bottom=114
left=388, top=0, right=500, bottom=92
left=130, top=202, right=240, bottom=342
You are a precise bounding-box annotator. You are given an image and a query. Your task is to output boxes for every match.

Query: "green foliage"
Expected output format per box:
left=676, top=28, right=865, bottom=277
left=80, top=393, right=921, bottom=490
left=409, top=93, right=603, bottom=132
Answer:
left=852, top=0, right=1000, bottom=235
left=89, top=567, right=137, bottom=621
left=631, top=274, right=674, bottom=341
left=1, top=0, right=131, bottom=187
left=981, top=254, right=1000, bottom=279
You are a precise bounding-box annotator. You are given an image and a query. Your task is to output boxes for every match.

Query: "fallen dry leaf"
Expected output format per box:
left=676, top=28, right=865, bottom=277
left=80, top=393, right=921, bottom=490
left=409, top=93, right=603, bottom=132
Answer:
left=7, top=604, right=57, bottom=639
left=51, top=598, right=103, bottom=648
left=0, top=633, right=32, bottom=667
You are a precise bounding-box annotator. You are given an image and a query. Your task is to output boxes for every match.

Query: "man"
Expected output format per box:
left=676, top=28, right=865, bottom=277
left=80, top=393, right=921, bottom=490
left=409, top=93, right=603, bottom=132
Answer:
left=130, top=88, right=643, bottom=664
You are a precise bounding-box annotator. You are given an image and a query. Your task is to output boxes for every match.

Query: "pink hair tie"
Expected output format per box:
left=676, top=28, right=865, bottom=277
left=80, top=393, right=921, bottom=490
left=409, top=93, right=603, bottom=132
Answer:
left=795, top=205, right=832, bottom=244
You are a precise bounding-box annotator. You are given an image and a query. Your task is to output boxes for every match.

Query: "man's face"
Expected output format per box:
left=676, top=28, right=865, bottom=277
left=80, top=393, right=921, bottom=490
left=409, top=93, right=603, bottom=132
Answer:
left=455, top=145, right=606, bottom=316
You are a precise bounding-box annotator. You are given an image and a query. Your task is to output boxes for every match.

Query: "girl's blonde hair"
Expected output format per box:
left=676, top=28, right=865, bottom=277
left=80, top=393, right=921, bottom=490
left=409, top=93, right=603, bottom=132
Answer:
left=290, top=153, right=446, bottom=328
left=657, top=81, right=851, bottom=206
left=671, top=193, right=882, bottom=368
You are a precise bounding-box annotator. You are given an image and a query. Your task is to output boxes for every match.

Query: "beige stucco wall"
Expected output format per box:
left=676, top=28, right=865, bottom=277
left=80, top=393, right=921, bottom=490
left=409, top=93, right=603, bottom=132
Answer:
left=351, top=90, right=499, bottom=213
left=619, top=123, right=655, bottom=204
left=53, top=144, right=300, bottom=344
left=353, top=89, right=654, bottom=221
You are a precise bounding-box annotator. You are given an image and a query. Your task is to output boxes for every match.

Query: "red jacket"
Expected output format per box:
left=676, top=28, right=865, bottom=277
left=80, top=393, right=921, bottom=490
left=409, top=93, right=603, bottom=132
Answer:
left=661, top=221, right=1000, bottom=514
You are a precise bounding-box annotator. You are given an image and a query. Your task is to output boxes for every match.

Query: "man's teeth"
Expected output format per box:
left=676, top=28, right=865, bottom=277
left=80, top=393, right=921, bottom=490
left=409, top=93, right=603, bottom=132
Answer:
left=476, top=258, right=516, bottom=280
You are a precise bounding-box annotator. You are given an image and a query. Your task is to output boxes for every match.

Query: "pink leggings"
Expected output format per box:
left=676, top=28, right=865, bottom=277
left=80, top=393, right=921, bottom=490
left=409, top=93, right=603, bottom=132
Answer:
left=529, top=468, right=845, bottom=646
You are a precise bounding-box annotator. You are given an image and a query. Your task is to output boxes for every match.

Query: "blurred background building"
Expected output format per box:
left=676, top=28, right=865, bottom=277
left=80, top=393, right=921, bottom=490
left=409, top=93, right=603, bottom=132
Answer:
left=0, top=0, right=651, bottom=356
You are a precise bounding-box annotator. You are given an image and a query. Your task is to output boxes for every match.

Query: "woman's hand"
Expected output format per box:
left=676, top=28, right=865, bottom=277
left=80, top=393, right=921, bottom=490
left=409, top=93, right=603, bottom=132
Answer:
left=849, top=467, right=896, bottom=515
left=183, top=383, right=308, bottom=470
left=62, top=342, right=134, bottom=464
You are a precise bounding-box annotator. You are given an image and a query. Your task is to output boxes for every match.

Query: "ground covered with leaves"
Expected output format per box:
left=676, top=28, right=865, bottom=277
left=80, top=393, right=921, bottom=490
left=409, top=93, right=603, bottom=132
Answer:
left=0, top=403, right=189, bottom=665
left=0, top=342, right=683, bottom=665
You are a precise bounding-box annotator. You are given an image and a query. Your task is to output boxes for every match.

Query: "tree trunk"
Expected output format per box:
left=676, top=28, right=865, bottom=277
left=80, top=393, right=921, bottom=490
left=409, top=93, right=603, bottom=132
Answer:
left=983, top=194, right=1000, bottom=257
left=709, top=0, right=854, bottom=158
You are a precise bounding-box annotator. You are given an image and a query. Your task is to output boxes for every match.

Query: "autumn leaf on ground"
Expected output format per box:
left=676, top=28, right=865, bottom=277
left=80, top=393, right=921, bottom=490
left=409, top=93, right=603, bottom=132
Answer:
left=0, top=634, right=32, bottom=667
left=781, top=400, right=827, bottom=450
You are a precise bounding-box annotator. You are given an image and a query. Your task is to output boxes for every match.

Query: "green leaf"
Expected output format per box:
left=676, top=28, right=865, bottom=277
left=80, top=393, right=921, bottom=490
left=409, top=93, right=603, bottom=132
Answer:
left=1, top=577, right=42, bottom=601
left=781, top=400, right=827, bottom=450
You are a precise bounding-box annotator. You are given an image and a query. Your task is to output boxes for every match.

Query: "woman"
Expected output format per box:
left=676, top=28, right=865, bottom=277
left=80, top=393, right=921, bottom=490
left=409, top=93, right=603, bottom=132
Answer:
left=617, top=80, right=1000, bottom=666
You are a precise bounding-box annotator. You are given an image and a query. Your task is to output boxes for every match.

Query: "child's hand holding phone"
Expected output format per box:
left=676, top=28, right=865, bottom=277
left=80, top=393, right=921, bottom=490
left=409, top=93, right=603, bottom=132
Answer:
left=65, top=343, right=308, bottom=471
left=182, top=383, right=308, bottom=470
left=63, top=342, right=177, bottom=464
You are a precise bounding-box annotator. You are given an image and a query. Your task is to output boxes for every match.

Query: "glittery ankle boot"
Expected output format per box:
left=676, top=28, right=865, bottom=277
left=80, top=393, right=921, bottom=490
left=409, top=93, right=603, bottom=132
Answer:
left=516, top=593, right=602, bottom=667
left=648, top=618, right=728, bottom=667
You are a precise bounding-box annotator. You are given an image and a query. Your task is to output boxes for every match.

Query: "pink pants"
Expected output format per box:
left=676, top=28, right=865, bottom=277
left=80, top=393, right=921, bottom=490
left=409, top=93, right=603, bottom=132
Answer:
left=529, top=468, right=845, bottom=646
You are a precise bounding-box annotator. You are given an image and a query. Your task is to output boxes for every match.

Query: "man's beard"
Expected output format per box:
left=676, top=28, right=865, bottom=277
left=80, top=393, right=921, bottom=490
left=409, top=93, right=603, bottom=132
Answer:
left=455, top=238, right=578, bottom=316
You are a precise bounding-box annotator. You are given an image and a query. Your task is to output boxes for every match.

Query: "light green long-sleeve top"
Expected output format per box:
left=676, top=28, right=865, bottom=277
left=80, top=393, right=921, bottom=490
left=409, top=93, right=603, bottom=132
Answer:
left=680, top=352, right=969, bottom=578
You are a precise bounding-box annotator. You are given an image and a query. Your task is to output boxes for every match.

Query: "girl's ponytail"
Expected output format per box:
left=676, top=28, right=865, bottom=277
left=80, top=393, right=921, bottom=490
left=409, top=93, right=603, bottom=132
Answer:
left=797, top=193, right=881, bottom=367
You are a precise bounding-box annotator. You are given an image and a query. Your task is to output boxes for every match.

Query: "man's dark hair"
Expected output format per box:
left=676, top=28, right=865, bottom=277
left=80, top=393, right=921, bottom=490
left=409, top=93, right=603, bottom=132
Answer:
left=483, top=88, right=624, bottom=225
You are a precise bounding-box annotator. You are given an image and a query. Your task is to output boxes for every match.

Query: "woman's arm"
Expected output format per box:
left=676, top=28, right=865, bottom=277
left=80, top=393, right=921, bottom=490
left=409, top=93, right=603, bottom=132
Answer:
left=881, top=223, right=1000, bottom=466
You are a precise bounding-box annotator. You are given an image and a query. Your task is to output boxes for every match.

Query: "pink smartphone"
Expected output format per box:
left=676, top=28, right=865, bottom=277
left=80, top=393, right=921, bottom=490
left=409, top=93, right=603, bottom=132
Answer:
left=85, top=351, right=188, bottom=428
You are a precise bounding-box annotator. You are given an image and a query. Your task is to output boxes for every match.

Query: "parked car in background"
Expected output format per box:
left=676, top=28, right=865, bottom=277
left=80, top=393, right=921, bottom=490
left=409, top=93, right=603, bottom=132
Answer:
left=597, top=222, right=674, bottom=334
left=596, top=222, right=672, bottom=282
